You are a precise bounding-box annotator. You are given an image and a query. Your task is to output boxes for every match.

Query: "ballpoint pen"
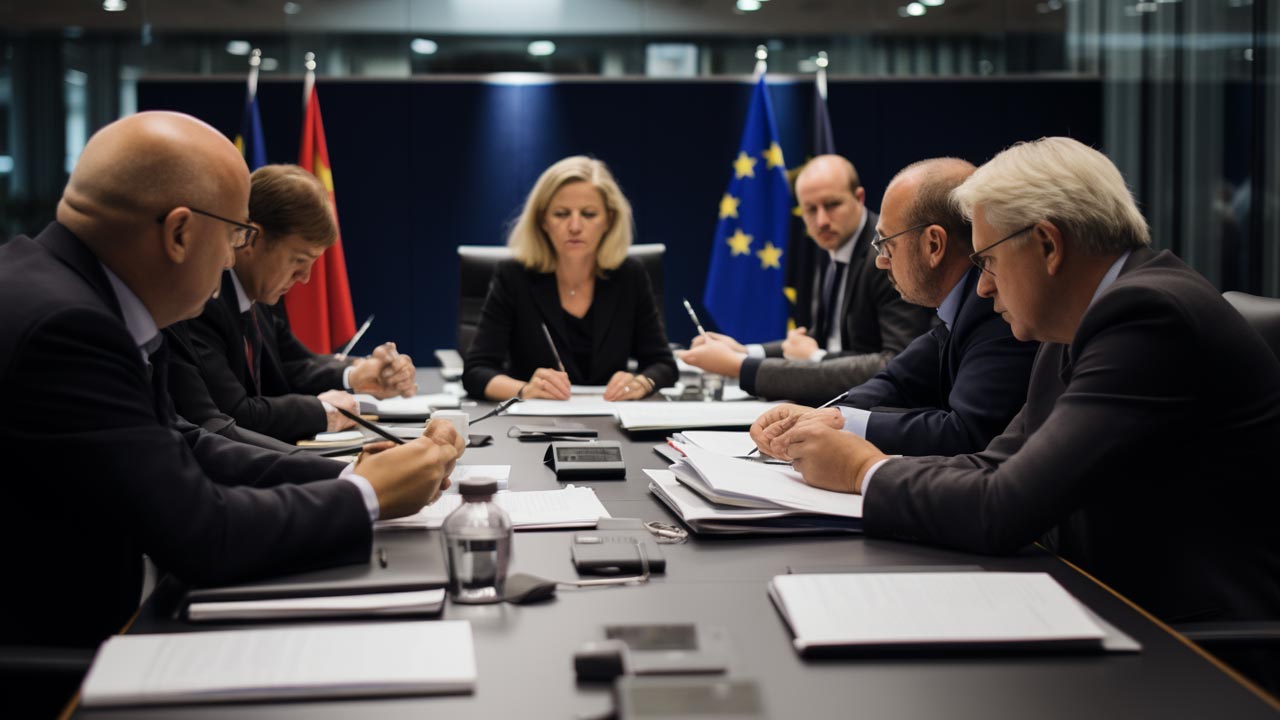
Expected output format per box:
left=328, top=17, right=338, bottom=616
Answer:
left=746, top=390, right=848, bottom=457
left=337, top=314, right=375, bottom=358
left=334, top=405, right=406, bottom=445
left=469, top=396, right=522, bottom=426
left=540, top=322, right=566, bottom=372
left=681, top=298, right=708, bottom=339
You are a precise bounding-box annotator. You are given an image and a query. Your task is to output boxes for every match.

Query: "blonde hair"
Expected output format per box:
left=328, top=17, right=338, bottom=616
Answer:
left=250, top=164, right=337, bottom=248
left=507, top=156, right=634, bottom=274
left=951, top=137, right=1149, bottom=255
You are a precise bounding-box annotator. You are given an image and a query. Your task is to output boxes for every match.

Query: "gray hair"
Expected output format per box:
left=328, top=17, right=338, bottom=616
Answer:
left=951, top=137, right=1149, bottom=254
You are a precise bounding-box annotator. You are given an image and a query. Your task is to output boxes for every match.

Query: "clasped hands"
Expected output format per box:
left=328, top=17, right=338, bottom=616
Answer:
left=354, top=417, right=466, bottom=518
left=349, top=342, right=418, bottom=399
left=748, top=403, right=887, bottom=495
left=520, top=367, right=651, bottom=401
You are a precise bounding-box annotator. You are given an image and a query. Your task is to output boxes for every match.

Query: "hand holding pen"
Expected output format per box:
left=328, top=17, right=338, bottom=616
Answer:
left=516, top=323, right=572, bottom=400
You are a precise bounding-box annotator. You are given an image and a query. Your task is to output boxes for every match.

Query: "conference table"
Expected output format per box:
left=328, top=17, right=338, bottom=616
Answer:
left=72, top=373, right=1278, bottom=719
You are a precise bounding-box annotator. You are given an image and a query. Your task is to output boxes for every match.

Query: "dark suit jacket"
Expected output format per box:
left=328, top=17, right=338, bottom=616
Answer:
left=835, top=267, right=1038, bottom=456
left=742, top=211, right=935, bottom=400
left=168, top=272, right=353, bottom=442
left=463, top=257, right=677, bottom=397
left=761, top=210, right=933, bottom=359
left=0, top=223, right=371, bottom=648
left=866, top=248, right=1280, bottom=623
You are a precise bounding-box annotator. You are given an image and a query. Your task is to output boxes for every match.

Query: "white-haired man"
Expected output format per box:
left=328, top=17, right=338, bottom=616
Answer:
left=757, top=138, right=1280, bottom=639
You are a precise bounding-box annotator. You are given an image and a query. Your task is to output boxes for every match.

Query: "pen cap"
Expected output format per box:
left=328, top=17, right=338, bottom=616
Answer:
left=458, top=477, right=499, bottom=499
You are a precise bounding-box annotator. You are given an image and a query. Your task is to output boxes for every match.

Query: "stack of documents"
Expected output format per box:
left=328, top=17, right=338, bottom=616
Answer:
left=768, top=573, right=1109, bottom=656
left=645, top=442, right=862, bottom=534
left=80, top=621, right=476, bottom=707
left=670, top=430, right=757, bottom=457
left=508, top=398, right=618, bottom=416
left=377, top=486, right=611, bottom=530
left=616, top=401, right=777, bottom=431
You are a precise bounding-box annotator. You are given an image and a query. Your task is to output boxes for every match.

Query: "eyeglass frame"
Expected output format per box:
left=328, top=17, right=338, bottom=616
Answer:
left=968, top=222, right=1038, bottom=276
left=871, top=222, right=934, bottom=259
left=155, top=206, right=260, bottom=249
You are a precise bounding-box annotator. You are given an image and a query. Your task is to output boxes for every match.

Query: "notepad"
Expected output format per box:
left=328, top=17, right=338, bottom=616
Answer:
left=672, top=431, right=756, bottom=457
left=769, top=573, right=1107, bottom=656
left=377, top=486, right=611, bottom=530
left=187, top=589, right=446, bottom=622
left=80, top=621, right=476, bottom=707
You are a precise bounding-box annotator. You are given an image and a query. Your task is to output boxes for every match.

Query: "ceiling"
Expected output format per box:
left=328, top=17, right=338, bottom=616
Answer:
left=1, top=0, right=1069, bottom=37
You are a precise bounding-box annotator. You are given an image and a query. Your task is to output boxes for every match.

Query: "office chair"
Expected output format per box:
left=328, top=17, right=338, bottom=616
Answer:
left=454, top=243, right=666, bottom=354
left=1165, top=291, right=1280, bottom=696
left=1224, top=291, right=1280, bottom=360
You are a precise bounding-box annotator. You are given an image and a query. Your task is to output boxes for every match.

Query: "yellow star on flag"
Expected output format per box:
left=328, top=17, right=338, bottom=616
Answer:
left=727, top=229, right=753, bottom=256
left=719, top=193, right=740, bottom=220
left=733, top=152, right=757, bottom=179
left=763, top=142, right=785, bottom=170
left=757, top=241, right=783, bottom=269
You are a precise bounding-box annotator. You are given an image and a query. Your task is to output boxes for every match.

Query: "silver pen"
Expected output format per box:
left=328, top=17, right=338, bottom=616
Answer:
left=681, top=298, right=708, bottom=339
left=336, top=314, right=374, bottom=358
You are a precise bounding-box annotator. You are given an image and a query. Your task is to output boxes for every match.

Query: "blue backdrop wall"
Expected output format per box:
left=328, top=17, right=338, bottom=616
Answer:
left=138, top=76, right=1101, bottom=362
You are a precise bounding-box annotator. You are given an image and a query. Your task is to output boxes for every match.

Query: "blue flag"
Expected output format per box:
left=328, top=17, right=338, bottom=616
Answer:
left=702, top=75, right=791, bottom=344
left=234, top=78, right=267, bottom=171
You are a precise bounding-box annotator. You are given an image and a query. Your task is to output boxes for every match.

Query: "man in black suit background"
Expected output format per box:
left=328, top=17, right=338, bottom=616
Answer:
left=168, top=164, right=417, bottom=443
left=758, top=138, right=1280, bottom=650
left=749, top=158, right=1037, bottom=455
left=0, top=112, right=462, bottom=664
left=679, top=155, right=933, bottom=393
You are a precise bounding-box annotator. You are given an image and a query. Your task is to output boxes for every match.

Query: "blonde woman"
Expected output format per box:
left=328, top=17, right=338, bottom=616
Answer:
left=463, top=156, right=675, bottom=401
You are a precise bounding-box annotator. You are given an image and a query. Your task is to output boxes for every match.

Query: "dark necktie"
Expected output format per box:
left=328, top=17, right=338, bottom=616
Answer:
left=242, top=308, right=263, bottom=397
left=813, top=260, right=847, bottom=344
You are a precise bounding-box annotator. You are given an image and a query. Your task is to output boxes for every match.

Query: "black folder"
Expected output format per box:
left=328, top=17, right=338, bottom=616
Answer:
left=183, top=532, right=448, bottom=607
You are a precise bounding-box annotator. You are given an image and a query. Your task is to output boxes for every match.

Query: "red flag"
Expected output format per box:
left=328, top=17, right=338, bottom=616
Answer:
left=284, top=70, right=356, bottom=353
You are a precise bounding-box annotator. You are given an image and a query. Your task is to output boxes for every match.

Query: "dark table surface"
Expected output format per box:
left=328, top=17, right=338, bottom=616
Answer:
left=73, top=377, right=1280, bottom=719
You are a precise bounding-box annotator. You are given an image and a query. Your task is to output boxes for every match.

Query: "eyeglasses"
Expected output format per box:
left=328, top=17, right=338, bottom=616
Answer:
left=871, top=222, right=933, bottom=259
left=155, top=207, right=259, bottom=249
left=969, top=223, right=1037, bottom=276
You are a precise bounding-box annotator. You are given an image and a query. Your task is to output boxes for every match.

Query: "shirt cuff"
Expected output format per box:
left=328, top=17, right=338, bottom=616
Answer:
left=745, top=344, right=765, bottom=359
left=342, top=365, right=354, bottom=391
left=860, top=457, right=892, bottom=498
left=739, top=356, right=764, bottom=395
left=339, top=463, right=381, bottom=522
left=808, top=348, right=828, bottom=362
left=321, top=400, right=335, bottom=414
left=839, top=407, right=871, bottom=437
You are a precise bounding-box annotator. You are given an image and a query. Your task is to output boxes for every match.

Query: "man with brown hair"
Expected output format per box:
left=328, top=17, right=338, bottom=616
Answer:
left=167, top=163, right=416, bottom=443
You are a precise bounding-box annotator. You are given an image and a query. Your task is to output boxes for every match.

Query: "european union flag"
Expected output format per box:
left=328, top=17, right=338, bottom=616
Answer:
left=234, top=80, right=267, bottom=171
left=703, top=75, right=791, bottom=344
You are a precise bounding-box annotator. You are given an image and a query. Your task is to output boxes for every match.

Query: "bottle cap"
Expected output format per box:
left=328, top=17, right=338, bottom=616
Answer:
left=458, top=477, right=499, bottom=497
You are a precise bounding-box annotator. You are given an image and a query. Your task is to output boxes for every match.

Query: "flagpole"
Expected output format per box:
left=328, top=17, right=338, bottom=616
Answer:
left=302, top=51, right=316, bottom=109
left=816, top=50, right=829, bottom=101
left=247, top=48, right=261, bottom=100
left=753, top=44, right=768, bottom=78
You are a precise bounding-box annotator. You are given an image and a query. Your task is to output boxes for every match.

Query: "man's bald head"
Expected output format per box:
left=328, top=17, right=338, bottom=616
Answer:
left=58, top=111, right=247, bottom=240
left=885, top=157, right=976, bottom=253
left=57, top=111, right=249, bottom=329
left=796, top=154, right=861, bottom=196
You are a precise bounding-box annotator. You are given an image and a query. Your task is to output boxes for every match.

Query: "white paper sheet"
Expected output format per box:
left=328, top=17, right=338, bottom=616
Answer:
left=80, top=621, right=475, bottom=707
left=616, top=401, right=777, bottom=430
left=507, top=398, right=618, bottom=416
left=769, top=573, right=1106, bottom=652
left=376, top=486, right=610, bottom=530
left=673, top=431, right=756, bottom=457
left=441, top=465, right=511, bottom=494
